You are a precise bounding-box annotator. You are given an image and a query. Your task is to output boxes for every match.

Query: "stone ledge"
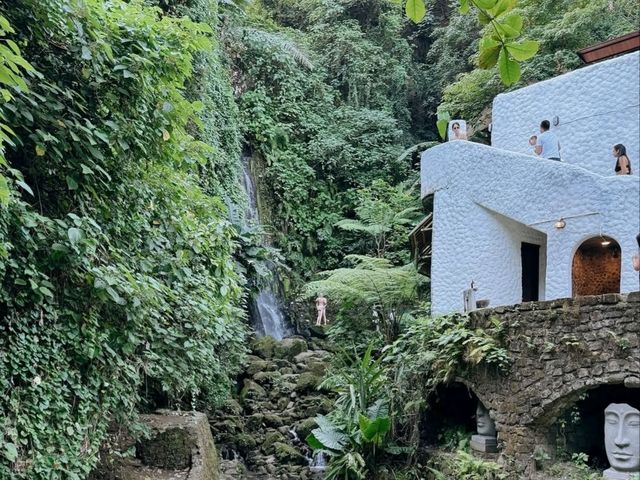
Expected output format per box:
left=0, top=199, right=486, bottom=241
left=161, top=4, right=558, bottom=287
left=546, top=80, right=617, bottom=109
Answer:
left=90, top=411, right=219, bottom=480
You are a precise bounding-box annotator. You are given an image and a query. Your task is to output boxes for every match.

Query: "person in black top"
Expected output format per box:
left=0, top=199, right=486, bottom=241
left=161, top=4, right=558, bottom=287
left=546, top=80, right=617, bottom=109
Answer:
left=634, top=233, right=640, bottom=287
left=613, top=144, right=632, bottom=175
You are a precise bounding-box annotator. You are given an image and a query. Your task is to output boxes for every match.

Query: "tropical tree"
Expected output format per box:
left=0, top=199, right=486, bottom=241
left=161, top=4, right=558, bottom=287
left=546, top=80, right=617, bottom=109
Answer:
left=305, top=255, right=427, bottom=343
left=307, top=345, right=393, bottom=480
left=404, top=0, right=539, bottom=86
left=335, top=179, right=421, bottom=259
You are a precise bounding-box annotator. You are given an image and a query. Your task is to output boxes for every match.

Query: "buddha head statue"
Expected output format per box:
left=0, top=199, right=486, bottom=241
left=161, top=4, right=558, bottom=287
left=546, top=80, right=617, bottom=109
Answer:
left=604, top=403, right=640, bottom=475
left=476, top=401, right=496, bottom=437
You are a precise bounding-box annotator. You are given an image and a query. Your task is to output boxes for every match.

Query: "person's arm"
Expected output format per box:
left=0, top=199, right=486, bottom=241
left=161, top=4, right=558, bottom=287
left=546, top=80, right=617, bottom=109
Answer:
left=535, top=144, right=543, bottom=155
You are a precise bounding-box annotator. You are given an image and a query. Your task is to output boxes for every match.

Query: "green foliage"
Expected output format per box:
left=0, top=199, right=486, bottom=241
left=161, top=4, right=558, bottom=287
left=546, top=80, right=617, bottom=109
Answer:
left=335, top=179, right=421, bottom=260
left=305, top=255, right=426, bottom=343
left=436, top=111, right=451, bottom=140
left=0, top=14, right=34, bottom=204
left=404, top=0, right=538, bottom=86
left=384, top=314, right=510, bottom=448
left=228, top=0, right=416, bottom=276
left=427, top=450, right=507, bottom=479
left=307, top=345, right=394, bottom=480
left=320, top=345, right=387, bottom=424
left=437, top=426, right=472, bottom=451
left=0, top=0, right=247, bottom=477
left=405, top=0, right=426, bottom=23
left=545, top=453, right=601, bottom=480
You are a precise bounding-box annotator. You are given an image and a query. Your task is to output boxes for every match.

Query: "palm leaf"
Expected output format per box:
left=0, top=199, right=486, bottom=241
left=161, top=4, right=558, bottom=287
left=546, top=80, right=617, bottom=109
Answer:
left=239, top=28, right=314, bottom=70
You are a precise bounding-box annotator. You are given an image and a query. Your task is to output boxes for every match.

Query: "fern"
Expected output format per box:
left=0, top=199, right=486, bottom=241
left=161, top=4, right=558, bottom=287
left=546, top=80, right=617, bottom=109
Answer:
left=238, top=28, right=314, bottom=70
left=334, top=179, right=421, bottom=258
left=305, top=255, right=423, bottom=306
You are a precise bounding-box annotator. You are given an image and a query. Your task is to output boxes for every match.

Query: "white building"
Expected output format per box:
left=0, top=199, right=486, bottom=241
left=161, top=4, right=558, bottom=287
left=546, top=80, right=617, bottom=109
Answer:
left=420, top=51, right=640, bottom=315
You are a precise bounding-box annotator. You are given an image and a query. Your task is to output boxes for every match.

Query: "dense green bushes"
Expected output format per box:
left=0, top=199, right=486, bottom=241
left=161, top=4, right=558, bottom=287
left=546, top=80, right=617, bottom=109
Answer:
left=235, top=0, right=639, bottom=276
left=0, top=0, right=246, bottom=476
left=229, top=0, right=416, bottom=276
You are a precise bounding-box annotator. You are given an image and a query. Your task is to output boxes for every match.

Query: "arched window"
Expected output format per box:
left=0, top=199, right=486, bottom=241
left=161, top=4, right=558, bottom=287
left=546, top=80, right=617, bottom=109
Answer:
left=572, top=236, right=621, bottom=296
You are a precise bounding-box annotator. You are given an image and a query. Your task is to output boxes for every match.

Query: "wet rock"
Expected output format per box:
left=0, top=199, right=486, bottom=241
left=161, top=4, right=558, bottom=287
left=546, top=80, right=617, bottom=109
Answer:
left=253, top=370, right=282, bottom=385
left=251, top=336, right=278, bottom=359
left=294, top=417, right=317, bottom=440
left=306, top=360, right=329, bottom=377
left=246, top=413, right=265, bottom=430
left=293, top=350, right=330, bottom=365
left=307, top=325, right=328, bottom=339
left=218, top=399, right=242, bottom=416
left=274, top=337, right=308, bottom=360
left=240, top=379, right=267, bottom=401
left=295, top=372, right=322, bottom=393
left=233, top=433, right=257, bottom=455
left=262, top=431, right=287, bottom=454
left=246, top=357, right=274, bottom=376
left=263, top=413, right=285, bottom=428
left=273, top=442, right=308, bottom=465
left=209, top=336, right=336, bottom=479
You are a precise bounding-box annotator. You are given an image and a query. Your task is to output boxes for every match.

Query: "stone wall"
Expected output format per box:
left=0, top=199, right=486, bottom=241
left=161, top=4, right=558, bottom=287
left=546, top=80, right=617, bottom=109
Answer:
left=459, top=292, right=640, bottom=474
left=91, top=410, right=219, bottom=480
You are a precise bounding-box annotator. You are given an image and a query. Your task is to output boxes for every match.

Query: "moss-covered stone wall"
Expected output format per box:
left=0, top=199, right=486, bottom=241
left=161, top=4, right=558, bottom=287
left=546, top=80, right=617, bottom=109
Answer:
left=459, top=292, right=640, bottom=474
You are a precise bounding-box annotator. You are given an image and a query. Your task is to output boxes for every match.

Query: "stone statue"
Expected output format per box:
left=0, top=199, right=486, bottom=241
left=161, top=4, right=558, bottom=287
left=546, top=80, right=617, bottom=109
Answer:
left=603, top=403, right=640, bottom=480
left=471, top=401, right=498, bottom=453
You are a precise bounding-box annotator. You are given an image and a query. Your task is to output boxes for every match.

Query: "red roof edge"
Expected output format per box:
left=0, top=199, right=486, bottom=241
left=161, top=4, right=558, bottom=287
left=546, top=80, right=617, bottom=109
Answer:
left=577, top=31, right=640, bottom=64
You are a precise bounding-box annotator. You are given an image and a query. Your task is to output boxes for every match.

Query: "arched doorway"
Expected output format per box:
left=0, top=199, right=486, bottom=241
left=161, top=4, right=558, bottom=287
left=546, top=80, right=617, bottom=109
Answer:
left=572, top=236, right=621, bottom=296
left=546, top=384, right=640, bottom=470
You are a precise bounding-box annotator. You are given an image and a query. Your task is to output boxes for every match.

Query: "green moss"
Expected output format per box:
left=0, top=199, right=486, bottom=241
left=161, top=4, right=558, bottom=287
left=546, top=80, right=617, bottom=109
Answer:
left=262, top=431, right=287, bottom=454
left=251, top=336, right=279, bottom=359
left=240, top=380, right=267, bottom=401
left=273, top=442, right=307, bottom=465
left=274, top=338, right=308, bottom=360
left=295, top=372, right=322, bottom=393
left=295, top=417, right=317, bottom=440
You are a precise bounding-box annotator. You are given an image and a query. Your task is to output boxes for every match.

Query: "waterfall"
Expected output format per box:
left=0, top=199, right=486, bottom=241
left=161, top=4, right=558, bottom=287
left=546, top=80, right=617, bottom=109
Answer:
left=240, top=154, right=291, bottom=340
left=309, top=452, right=327, bottom=474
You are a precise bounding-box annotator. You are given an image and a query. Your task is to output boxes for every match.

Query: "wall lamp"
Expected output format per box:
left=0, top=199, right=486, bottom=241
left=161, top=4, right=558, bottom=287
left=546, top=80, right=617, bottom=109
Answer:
left=554, top=218, right=566, bottom=229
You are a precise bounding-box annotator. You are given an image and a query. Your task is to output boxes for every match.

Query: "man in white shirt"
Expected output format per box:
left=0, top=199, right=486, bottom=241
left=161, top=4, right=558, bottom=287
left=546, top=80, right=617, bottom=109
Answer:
left=535, top=120, right=561, bottom=160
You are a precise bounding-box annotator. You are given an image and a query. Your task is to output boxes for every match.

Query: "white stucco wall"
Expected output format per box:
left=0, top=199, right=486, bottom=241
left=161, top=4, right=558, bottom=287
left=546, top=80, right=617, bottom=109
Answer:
left=491, top=52, right=640, bottom=177
left=421, top=141, right=640, bottom=315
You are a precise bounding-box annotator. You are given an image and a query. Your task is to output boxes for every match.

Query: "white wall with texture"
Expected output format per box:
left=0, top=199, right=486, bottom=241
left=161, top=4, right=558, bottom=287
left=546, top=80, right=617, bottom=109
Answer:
left=422, top=141, right=639, bottom=315
left=491, top=52, right=640, bottom=177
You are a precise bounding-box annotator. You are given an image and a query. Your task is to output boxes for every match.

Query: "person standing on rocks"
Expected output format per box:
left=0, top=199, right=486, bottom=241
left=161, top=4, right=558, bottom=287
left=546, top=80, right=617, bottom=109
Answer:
left=315, top=293, right=328, bottom=326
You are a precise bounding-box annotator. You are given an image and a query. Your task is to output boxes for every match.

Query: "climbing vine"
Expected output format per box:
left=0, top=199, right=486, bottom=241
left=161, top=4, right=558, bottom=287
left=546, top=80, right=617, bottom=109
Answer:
left=0, top=14, right=33, bottom=204
left=0, top=1, right=246, bottom=476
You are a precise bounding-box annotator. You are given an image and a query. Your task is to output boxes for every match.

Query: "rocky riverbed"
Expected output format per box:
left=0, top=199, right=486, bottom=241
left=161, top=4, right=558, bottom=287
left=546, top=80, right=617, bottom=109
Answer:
left=211, top=332, right=334, bottom=479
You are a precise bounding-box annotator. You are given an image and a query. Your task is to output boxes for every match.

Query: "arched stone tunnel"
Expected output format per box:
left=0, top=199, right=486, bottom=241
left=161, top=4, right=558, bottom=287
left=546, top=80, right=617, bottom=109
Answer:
left=456, top=292, right=640, bottom=474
